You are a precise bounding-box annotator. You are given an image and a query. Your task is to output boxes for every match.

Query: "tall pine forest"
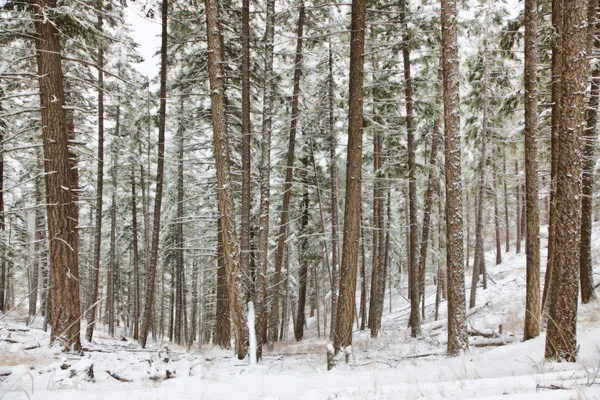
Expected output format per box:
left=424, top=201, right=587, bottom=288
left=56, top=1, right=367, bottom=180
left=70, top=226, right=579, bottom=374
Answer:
left=0, top=0, right=597, bottom=365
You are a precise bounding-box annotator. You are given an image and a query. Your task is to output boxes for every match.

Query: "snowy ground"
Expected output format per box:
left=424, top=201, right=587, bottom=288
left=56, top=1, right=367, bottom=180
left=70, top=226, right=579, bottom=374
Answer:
left=2, top=225, right=600, bottom=399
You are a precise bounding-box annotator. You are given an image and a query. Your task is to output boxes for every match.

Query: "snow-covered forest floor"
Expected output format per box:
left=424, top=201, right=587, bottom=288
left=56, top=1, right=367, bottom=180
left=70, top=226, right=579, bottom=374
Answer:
left=2, top=225, right=600, bottom=399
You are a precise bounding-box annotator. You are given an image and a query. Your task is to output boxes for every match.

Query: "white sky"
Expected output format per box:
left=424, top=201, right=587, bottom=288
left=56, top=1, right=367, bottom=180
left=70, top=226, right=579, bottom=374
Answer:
left=125, top=6, right=161, bottom=79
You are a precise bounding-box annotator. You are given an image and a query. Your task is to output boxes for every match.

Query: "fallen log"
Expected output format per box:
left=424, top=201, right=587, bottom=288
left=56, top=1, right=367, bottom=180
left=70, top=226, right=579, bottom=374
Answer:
left=106, top=370, right=132, bottom=383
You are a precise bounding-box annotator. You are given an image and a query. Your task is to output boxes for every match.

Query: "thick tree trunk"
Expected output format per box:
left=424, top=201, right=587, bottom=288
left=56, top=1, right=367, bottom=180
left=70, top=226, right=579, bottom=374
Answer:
left=442, top=0, right=468, bottom=356
left=545, top=0, right=588, bottom=362
left=139, top=0, right=168, bottom=348
left=34, top=0, right=81, bottom=350
left=205, top=0, right=247, bottom=359
left=579, top=0, right=599, bottom=304
left=523, top=0, right=541, bottom=341
left=332, top=0, right=366, bottom=355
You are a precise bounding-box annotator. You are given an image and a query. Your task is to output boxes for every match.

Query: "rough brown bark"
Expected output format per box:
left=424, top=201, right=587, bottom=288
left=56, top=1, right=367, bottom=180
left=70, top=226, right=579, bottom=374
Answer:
left=579, top=0, right=599, bottom=304
left=130, top=142, right=140, bottom=341
left=542, top=0, right=564, bottom=317
left=523, top=0, right=541, bottom=340
left=205, top=0, right=247, bottom=359
left=333, top=0, right=366, bottom=354
left=34, top=0, right=81, bottom=350
left=139, top=0, right=168, bottom=348
left=216, top=217, right=231, bottom=349
left=442, top=0, right=468, bottom=356
left=545, top=0, right=588, bottom=362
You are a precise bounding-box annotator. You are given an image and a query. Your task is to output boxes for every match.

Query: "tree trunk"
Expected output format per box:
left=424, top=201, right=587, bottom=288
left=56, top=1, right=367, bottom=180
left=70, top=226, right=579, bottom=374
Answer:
left=139, top=0, right=168, bottom=348
left=205, top=0, right=247, bottom=359
left=359, top=206, right=367, bottom=331
left=174, top=97, right=185, bottom=345
left=418, top=56, right=442, bottom=320
left=216, top=217, right=231, bottom=349
left=240, top=0, right=252, bottom=304
left=328, top=37, right=340, bottom=341
left=523, top=0, right=541, bottom=341
left=579, top=0, right=599, bottom=304
left=545, top=0, right=588, bottom=362
left=270, top=0, right=305, bottom=351
left=130, top=141, right=140, bottom=341
left=85, top=3, right=104, bottom=342
left=295, top=177, right=310, bottom=341
left=34, top=0, right=81, bottom=350
left=259, top=0, right=276, bottom=350
left=493, top=146, right=502, bottom=265
left=442, top=0, right=468, bottom=356
left=333, top=0, right=366, bottom=355
left=108, top=143, right=118, bottom=337
left=399, top=0, right=420, bottom=337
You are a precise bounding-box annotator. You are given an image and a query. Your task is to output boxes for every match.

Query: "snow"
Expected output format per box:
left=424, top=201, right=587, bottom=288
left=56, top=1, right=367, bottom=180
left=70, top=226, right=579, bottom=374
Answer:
left=1, top=224, right=600, bottom=399
left=247, top=301, right=257, bottom=366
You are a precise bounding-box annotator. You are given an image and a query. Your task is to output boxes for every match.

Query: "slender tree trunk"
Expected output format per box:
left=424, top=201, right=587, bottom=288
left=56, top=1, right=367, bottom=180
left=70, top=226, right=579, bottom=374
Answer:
left=328, top=37, right=340, bottom=341
left=442, top=0, right=468, bottom=356
left=579, top=0, right=599, bottom=304
left=471, top=25, right=489, bottom=308
left=216, top=217, right=231, bottom=349
left=34, top=0, right=81, bottom=350
left=259, top=0, right=276, bottom=350
left=295, top=174, right=310, bottom=341
left=368, top=114, right=381, bottom=336
left=523, top=0, right=541, bottom=340
left=0, top=98, right=4, bottom=314
left=85, top=3, right=104, bottom=342
left=108, top=145, right=118, bottom=337
left=418, top=57, right=442, bottom=320
left=205, top=0, right=247, bottom=359
left=29, top=184, right=43, bottom=321
left=270, top=0, right=305, bottom=351
left=399, top=0, right=420, bottom=337
left=240, top=0, right=252, bottom=304
left=493, top=146, right=502, bottom=265
left=545, top=0, right=588, bottom=362
left=189, top=261, right=198, bottom=346
left=359, top=206, right=367, bottom=331
left=332, top=0, right=366, bottom=356
left=174, top=97, right=186, bottom=345
left=130, top=146, right=140, bottom=341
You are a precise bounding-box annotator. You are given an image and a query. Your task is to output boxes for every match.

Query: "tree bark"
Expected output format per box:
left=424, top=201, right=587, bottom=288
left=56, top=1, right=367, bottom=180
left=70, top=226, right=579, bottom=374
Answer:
left=523, top=0, right=541, bottom=341
left=579, top=0, right=599, bottom=304
left=503, top=147, right=510, bottom=253
left=139, top=0, right=169, bottom=349
left=333, top=0, right=366, bottom=354
left=205, top=0, right=247, bottom=359
left=545, top=0, right=588, bottom=362
left=295, top=171, right=310, bottom=341
left=216, top=217, right=231, bottom=349
left=442, top=0, right=468, bottom=356
left=493, top=146, right=502, bottom=265
left=34, top=0, right=81, bottom=350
